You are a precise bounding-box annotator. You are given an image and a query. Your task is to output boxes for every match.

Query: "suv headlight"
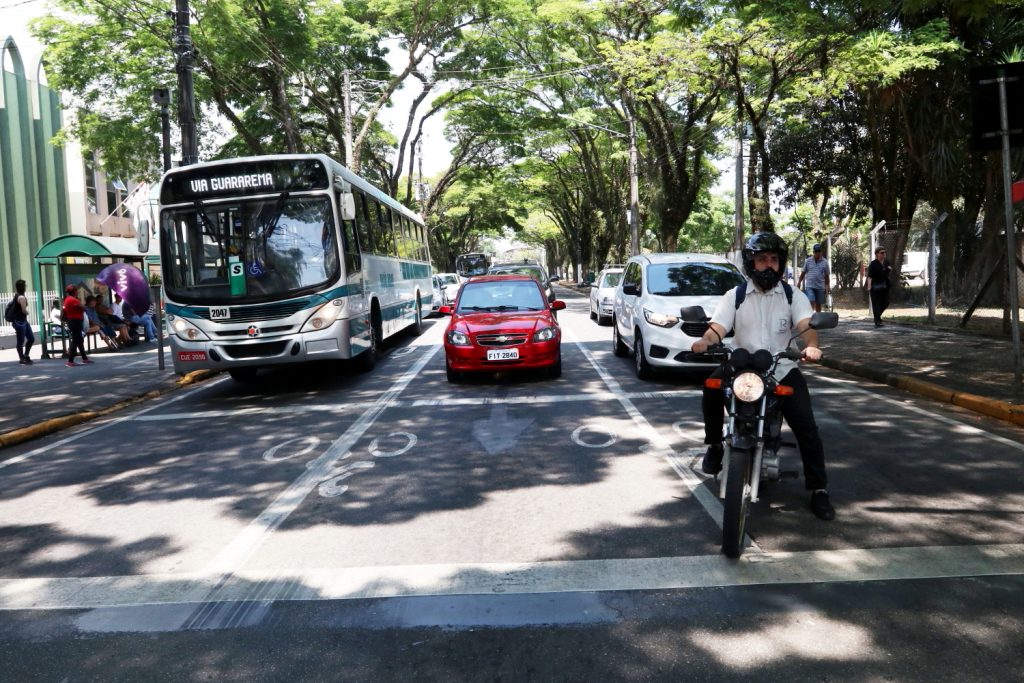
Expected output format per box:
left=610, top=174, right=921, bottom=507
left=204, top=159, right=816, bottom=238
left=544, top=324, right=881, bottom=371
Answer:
left=601, top=296, right=613, bottom=305
left=168, top=314, right=210, bottom=341
left=448, top=330, right=471, bottom=346
left=300, top=298, right=345, bottom=333
left=643, top=308, right=679, bottom=328
left=533, top=326, right=557, bottom=342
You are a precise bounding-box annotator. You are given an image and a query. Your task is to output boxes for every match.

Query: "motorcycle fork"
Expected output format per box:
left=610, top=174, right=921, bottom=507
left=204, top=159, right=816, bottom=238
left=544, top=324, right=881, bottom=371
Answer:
left=719, top=393, right=768, bottom=502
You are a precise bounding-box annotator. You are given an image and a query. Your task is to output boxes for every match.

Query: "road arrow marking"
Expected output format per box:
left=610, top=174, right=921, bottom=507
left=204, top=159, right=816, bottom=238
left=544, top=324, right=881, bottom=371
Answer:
left=472, top=404, right=534, bottom=455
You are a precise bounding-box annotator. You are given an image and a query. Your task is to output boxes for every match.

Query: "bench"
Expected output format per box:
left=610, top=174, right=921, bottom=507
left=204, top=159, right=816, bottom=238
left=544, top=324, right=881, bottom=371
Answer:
left=42, top=322, right=99, bottom=358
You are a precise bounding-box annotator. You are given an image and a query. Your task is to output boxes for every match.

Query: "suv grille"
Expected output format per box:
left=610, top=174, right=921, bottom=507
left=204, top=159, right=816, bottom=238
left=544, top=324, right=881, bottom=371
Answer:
left=476, top=333, right=529, bottom=347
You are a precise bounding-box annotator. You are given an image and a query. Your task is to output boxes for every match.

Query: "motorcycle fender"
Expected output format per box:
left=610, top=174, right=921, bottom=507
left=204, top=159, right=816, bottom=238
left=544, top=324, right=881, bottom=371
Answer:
left=731, top=434, right=757, bottom=450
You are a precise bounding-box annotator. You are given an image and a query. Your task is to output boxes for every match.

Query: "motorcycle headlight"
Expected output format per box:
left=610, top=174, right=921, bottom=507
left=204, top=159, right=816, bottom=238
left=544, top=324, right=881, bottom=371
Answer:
left=448, top=330, right=471, bottom=346
left=533, top=326, right=557, bottom=342
left=732, top=372, right=765, bottom=402
left=169, top=315, right=210, bottom=341
left=643, top=308, right=679, bottom=328
left=300, top=298, right=345, bottom=333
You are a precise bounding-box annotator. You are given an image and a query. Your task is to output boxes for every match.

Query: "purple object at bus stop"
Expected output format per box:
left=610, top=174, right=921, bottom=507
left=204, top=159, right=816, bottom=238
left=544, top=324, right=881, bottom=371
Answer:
left=97, top=263, right=151, bottom=315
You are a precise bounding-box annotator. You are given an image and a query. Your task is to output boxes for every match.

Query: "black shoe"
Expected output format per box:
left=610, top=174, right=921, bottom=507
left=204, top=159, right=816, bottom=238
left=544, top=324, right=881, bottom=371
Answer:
left=701, top=446, right=724, bottom=475
left=811, top=491, right=835, bottom=520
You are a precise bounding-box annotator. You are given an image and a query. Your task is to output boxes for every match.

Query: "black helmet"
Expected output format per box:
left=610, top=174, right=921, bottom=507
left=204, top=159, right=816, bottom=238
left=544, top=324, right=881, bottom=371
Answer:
left=742, top=232, right=788, bottom=291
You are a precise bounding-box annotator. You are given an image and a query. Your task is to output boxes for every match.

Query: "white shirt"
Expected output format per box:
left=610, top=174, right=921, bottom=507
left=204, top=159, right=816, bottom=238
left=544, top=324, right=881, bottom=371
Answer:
left=111, top=301, right=124, bottom=318
left=709, top=279, right=813, bottom=379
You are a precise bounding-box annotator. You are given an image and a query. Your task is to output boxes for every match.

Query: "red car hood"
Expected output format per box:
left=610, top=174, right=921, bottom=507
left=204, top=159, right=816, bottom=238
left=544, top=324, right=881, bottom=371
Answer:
left=454, top=311, right=552, bottom=334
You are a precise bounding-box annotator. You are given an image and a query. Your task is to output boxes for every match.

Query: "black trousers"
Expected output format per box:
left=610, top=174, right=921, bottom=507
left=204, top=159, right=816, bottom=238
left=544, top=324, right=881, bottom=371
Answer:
left=66, top=318, right=88, bottom=362
left=870, top=288, right=890, bottom=324
left=702, top=366, right=828, bottom=490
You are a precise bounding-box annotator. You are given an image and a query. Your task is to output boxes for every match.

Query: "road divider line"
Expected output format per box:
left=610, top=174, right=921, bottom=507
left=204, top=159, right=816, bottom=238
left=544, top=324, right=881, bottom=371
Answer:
left=4, top=543, right=1023, bottom=613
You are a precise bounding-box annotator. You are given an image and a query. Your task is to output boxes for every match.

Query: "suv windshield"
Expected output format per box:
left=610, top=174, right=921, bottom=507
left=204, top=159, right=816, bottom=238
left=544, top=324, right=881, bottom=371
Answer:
left=457, top=280, right=545, bottom=312
left=162, top=195, right=339, bottom=304
left=647, top=263, right=743, bottom=296
left=600, top=272, right=623, bottom=288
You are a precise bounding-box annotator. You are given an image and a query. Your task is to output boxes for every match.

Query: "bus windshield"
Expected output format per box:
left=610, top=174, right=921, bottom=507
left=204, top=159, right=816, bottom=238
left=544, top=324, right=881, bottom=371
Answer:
left=456, top=253, right=490, bottom=277
left=161, top=195, right=339, bottom=304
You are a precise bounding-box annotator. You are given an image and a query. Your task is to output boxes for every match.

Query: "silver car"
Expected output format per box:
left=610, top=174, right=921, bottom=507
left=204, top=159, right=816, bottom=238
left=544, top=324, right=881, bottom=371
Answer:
left=589, top=267, right=623, bottom=325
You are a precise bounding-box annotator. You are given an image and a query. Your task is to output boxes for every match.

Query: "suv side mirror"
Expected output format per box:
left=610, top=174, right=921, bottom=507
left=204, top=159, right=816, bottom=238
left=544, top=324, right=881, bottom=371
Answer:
left=549, top=275, right=560, bottom=282
left=622, top=283, right=639, bottom=296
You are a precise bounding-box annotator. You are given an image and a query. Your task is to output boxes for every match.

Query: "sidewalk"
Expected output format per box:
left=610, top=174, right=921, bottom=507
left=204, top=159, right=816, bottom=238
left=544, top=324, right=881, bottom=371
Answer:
left=0, top=334, right=214, bottom=448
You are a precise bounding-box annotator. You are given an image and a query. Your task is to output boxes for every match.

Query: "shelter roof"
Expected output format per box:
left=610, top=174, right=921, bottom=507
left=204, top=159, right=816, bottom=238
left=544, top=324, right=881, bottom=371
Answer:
left=35, top=234, right=157, bottom=260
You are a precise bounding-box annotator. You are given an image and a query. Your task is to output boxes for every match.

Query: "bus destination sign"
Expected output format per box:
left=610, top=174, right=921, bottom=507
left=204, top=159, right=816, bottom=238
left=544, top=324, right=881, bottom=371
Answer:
left=161, top=158, right=330, bottom=204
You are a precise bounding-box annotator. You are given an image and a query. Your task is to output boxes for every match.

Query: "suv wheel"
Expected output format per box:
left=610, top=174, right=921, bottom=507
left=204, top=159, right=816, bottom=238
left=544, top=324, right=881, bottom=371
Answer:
left=634, top=330, right=653, bottom=380
left=612, top=318, right=629, bottom=357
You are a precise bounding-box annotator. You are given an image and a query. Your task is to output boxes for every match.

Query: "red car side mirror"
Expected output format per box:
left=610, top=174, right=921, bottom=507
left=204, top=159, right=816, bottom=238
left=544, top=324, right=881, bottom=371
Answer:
left=438, top=305, right=452, bottom=315
left=550, top=300, right=566, bottom=311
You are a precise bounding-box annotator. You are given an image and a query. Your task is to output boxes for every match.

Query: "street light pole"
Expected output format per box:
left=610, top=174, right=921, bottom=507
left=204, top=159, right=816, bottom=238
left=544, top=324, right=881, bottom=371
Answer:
left=733, top=121, right=745, bottom=253
left=174, top=0, right=198, bottom=165
left=343, top=69, right=354, bottom=168
left=628, top=118, right=640, bottom=256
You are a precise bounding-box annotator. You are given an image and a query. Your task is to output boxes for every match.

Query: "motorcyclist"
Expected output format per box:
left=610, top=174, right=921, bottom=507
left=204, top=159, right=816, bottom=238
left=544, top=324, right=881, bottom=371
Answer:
left=690, top=231, right=835, bottom=521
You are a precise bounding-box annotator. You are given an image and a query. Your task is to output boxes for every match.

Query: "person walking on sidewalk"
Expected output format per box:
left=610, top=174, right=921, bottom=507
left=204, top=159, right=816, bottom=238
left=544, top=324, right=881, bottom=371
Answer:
left=797, top=243, right=831, bottom=313
left=866, top=247, right=892, bottom=328
left=62, top=285, right=92, bottom=366
left=9, top=279, right=35, bottom=365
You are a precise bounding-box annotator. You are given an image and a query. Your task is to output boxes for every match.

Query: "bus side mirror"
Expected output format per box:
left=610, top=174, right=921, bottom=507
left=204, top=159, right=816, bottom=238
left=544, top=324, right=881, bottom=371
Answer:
left=339, top=192, right=356, bottom=221
left=136, top=219, right=151, bottom=253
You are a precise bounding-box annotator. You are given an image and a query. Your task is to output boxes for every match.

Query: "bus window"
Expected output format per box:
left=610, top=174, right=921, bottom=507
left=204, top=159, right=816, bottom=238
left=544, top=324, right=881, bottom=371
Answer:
left=376, top=203, right=396, bottom=256
left=355, top=191, right=376, bottom=254
left=340, top=217, right=361, bottom=274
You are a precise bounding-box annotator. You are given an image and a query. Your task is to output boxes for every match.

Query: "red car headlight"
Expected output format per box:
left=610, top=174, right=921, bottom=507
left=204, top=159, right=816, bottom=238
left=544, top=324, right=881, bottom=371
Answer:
left=532, top=326, right=557, bottom=342
left=448, top=330, right=471, bottom=346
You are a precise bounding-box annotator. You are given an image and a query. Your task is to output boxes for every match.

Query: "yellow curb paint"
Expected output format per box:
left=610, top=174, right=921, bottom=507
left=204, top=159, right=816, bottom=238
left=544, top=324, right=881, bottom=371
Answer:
left=895, top=376, right=956, bottom=403
left=951, top=392, right=1014, bottom=422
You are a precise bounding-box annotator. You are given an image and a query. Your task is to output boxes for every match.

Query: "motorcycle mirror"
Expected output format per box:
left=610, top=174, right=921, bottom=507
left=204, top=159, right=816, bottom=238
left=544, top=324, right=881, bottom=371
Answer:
left=809, top=312, right=839, bottom=330
left=679, top=305, right=708, bottom=322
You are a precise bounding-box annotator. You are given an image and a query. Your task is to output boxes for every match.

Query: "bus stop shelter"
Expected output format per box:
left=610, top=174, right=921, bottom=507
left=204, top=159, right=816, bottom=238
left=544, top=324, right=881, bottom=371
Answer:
left=33, top=234, right=161, bottom=359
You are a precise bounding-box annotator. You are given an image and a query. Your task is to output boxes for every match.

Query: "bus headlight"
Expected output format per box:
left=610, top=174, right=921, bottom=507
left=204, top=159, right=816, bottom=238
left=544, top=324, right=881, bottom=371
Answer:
left=301, top=298, right=345, bottom=333
left=169, top=315, right=210, bottom=341
left=732, top=372, right=765, bottom=402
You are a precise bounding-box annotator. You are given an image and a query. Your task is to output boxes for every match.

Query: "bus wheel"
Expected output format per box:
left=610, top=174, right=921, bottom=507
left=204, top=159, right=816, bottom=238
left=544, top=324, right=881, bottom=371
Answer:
left=229, top=367, right=258, bottom=382
left=409, top=295, right=424, bottom=337
left=355, top=306, right=381, bottom=373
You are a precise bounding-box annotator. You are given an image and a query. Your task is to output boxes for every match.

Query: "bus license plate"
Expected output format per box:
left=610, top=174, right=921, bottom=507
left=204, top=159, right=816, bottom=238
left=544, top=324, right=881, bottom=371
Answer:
left=178, top=351, right=207, bottom=362
left=486, top=348, right=519, bottom=361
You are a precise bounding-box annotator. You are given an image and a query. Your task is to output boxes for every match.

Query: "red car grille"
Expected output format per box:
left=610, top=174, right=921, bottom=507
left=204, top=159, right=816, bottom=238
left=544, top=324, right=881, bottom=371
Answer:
left=476, top=333, right=529, bottom=346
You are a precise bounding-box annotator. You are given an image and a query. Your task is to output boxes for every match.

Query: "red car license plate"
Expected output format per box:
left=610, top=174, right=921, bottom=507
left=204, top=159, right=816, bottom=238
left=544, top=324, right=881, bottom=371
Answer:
left=177, top=351, right=207, bottom=362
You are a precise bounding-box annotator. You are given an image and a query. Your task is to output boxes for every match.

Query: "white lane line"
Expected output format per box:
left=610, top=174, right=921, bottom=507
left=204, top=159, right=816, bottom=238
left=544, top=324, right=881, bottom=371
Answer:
left=3, top=542, right=1023, bottom=611
left=0, top=376, right=229, bottom=472
left=132, top=389, right=702, bottom=422
left=200, top=344, right=440, bottom=577
left=814, top=372, right=1024, bottom=453
left=563, top=327, right=741, bottom=544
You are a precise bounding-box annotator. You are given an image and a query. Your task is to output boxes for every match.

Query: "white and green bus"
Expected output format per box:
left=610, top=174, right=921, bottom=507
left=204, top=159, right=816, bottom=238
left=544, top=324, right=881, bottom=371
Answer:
left=158, top=154, right=431, bottom=380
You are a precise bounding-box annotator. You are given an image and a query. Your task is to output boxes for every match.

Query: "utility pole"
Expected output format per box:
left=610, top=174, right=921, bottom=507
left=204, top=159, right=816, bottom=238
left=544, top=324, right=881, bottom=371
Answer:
left=733, top=120, right=745, bottom=253
left=343, top=69, right=354, bottom=168
left=417, top=138, right=427, bottom=203
left=152, top=88, right=172, bottom=172
left=994, top=70, right=1022, bottom=385
left=174, top=0, right=198, bottom=165
left=628, top=118, right=640, bottom=256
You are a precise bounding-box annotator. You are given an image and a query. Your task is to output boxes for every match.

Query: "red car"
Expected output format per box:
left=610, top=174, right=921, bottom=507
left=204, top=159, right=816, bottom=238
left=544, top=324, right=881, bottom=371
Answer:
left=439, top=274, right=566, bottom=382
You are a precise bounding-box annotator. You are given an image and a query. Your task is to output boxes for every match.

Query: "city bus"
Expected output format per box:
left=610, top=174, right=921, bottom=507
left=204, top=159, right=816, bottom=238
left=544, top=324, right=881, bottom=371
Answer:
left=455, top=252, right=490, bottom=278
left=158, top=154, right=431, bottom=380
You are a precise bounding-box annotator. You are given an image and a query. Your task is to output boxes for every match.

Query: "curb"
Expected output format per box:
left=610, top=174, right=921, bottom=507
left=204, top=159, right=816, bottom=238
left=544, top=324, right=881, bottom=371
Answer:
left=0, top=369, right=223, bottom=450
left=819, top=357, right=1024, bottom=427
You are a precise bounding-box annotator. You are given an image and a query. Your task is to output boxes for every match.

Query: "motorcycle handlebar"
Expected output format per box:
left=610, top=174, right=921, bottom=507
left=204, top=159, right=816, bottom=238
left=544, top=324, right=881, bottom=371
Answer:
left=683, top=346, right=806, bottom=365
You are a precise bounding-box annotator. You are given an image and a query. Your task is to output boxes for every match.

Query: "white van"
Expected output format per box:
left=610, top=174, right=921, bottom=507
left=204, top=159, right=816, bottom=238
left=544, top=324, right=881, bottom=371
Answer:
left=612, top=253, right=744, bottom=379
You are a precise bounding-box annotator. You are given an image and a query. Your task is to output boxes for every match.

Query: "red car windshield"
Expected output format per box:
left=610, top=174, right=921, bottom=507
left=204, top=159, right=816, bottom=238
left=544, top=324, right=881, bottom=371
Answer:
left=457, top=280, right=546, bottom=312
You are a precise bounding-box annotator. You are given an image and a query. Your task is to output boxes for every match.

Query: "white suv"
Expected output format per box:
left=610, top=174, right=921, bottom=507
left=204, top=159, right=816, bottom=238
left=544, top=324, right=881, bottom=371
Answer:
left=589, top=267, right=623, bottom=325
left=612, top=253, right=744, bottom=379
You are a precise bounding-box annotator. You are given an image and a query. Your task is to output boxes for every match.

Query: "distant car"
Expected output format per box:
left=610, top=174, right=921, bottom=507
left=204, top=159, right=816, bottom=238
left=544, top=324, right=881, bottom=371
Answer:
left=487, top=262, right=558, bottom=302
left=437, top=272, right=463, bottom=302
left=612, top=253, right=744, bottom=379
left=439, top=274, right=566, bottom=382
left=589, top=267, right=624, bottom=325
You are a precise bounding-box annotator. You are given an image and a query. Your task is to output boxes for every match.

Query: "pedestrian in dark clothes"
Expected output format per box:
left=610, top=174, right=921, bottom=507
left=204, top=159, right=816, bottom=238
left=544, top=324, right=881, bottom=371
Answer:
left=10, top=279, right=35, bottom=364
left=866, top=247, right=892, bottom=328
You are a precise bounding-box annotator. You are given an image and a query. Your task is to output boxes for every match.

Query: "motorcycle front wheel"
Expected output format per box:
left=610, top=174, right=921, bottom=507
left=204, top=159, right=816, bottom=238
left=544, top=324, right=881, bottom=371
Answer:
left=722, top=446, right=752, bottom=558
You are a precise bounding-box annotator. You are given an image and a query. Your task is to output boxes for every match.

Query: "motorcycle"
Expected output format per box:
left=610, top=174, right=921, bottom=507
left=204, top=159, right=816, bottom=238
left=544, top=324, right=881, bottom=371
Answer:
left=681, top=306, right=839, bottom=558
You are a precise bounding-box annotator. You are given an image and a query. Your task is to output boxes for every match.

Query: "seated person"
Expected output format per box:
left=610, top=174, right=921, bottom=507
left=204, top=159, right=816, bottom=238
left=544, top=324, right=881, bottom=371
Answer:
left=84, top=295, right=119, bottom=350
left=96, top=293, right=130, bottom=345
left=132, top=302, right=159, bottom=342
left=48, top=299, right=65, bottom=336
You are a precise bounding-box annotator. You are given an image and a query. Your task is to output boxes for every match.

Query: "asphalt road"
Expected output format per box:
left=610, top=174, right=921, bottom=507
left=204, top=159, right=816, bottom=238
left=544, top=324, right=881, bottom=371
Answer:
left=2, top=286, right=1024, bottom=681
